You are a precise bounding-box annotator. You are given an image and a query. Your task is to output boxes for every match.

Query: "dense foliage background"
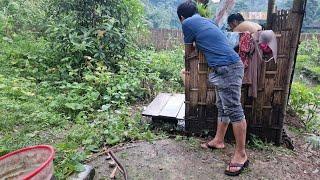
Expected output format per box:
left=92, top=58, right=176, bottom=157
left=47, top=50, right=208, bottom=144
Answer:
left=0, top=0, right=319, bottom=178
left=143, top=0, right=320, bottom=31
left=0, top=0, right=183, bottom=178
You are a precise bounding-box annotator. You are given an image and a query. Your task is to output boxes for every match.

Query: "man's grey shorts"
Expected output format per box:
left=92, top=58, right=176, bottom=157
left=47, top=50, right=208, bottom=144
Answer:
left=208, top=61, right=245, bottom=124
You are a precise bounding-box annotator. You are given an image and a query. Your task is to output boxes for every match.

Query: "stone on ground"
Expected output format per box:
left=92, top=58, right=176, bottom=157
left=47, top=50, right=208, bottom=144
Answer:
left=68, top=165, right=95, bottom=180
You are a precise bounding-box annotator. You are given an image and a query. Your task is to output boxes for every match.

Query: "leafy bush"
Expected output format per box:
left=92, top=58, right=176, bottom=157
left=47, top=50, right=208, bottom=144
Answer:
left=197, top=2, right=211, bottom=18
left=298, top=37, right=320, bottom=66
left=296, top=37, right=320, bottom=83
left=0, top=34, right=56, bottom=81
left=0, top=0, right=49, bottom=36
left=0, top=0, right=185, bottom=178
left=46, top=0, right=146, bottom=74
left=0, top=33, right=183, bottom=179
left=148, top=48, right=184, bottom=92
left=289, top=82, right=320, bottom=133
left=0, top=44, right=159, bottom=178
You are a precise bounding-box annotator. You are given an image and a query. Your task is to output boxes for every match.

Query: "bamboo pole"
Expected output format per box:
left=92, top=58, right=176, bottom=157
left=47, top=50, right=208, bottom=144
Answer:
left=267, top=0, right=276, bottom=29
left=287, top=0, right=308, bottom=101
left=283, top=0, right=307, bottom=113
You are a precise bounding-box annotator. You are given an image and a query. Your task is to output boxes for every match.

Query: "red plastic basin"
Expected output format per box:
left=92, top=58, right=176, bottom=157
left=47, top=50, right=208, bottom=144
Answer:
left=0, top=145, right=55, bottom=180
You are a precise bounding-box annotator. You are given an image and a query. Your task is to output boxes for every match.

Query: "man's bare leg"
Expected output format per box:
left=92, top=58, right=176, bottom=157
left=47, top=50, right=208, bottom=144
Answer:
left=201, top=121, right=228, bottom=149
left=227, top=119, right=248, bottom=172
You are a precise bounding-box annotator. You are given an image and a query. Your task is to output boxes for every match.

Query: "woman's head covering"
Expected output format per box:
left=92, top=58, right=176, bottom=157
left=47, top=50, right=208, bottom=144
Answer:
left=259, top=30, right=277, bottom=61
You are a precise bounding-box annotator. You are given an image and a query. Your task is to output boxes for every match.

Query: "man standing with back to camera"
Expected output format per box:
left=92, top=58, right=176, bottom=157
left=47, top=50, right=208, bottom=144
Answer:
left=177, top=1, right=249, bottom=176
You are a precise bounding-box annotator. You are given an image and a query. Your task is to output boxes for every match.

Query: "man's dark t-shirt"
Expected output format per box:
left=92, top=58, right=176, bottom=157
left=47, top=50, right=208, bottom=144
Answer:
left=182, top=14, right=240, bottom=68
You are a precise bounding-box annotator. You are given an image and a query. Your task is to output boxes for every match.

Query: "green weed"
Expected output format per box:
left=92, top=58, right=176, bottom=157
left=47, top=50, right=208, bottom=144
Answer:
left=248, top=135, right=270, bottom=151
left=0, top=0, right=183, bottom=179
left=289, top=82, right=320, bottom=133
left=306, top=135, right=320, bottom=150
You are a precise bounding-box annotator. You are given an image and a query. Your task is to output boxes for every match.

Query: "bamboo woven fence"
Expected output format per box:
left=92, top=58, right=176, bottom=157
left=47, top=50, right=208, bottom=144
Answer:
left=143, top=29, right=319, bottom=51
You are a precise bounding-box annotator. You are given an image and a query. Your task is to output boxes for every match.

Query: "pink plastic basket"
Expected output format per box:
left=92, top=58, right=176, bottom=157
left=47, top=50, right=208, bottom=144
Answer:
left=0, top=145, right=55, bottom=180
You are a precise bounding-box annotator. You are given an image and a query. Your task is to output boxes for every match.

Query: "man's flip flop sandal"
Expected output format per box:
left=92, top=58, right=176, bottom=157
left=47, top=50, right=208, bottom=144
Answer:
left=224, top=160, right=249, bottom=176
left=200, top=142, right=217, bottom=150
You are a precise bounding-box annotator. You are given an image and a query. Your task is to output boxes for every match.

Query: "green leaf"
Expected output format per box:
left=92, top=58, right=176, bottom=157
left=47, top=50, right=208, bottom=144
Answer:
left=65, top=103, right=84, bottom=110
left=106, top=136, right=121, bottom=145
left=86, top=145, right=99, bottom=153
left=102, top=104, right=111, bottom=111
left=74, top=163, right=86, bottom=172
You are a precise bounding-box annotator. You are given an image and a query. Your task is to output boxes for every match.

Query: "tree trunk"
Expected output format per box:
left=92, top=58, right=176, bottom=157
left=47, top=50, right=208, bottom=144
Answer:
left=267, top=0, right=276, bottom=29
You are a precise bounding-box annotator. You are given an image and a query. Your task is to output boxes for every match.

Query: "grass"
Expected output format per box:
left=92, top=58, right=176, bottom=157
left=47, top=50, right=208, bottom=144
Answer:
left=295, top=39, right=320, bottom=85
left=288, top=126, right=304, bottom=135
left=291, top=42, right=320, bottom=134
left=0, top=34, right=164, bottom=178
left=0, top=36, right=68, bottom=154
left=0, top=28, right=188, bottom=178
left=248, top=135, right=294, bottom=157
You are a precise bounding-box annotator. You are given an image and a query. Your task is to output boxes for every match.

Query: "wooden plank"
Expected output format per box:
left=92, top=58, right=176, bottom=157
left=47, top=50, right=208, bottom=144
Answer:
left=176, top=102, right=185, bottom=120
left=142, top=93, right=171, bottom=117
left=159, top=94, right=185, bottom=118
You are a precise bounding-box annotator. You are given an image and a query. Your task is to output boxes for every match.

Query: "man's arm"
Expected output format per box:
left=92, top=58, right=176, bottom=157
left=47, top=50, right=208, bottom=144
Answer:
left=182, top=24, right=195, bottom=44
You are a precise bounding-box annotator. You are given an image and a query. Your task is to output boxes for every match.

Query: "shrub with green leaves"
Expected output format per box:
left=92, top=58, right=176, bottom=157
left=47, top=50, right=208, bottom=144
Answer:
left=289, top=82, right=320, bottom=133
left=0, top=0, right=49, bottom=36
left=298, top=36, right=320, bottom=66
left=296, top=37, right=320, bottom=83
left=46, top=0, right=146, bottom=74
left=196, top=2, right=211, bottom=18
left=0, top=0, right=185, bottom=178
left=148, top=48, right=184, bottom=92
left=0, top=32, right=182, bottom=178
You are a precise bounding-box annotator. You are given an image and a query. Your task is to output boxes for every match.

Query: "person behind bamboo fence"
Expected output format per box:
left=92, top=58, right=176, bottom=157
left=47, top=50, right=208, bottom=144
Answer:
left=227, top=13, right=262, bottom=33
left=177, top=1, right=249, bottom=176
left=227, top=13, right=277, bottom=98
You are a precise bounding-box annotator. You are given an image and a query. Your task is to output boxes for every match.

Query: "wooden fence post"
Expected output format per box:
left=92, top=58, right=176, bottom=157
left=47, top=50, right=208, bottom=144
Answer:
left=267, top=0, right=276, bottom=29
left=286, top=0, right=307, bottom=111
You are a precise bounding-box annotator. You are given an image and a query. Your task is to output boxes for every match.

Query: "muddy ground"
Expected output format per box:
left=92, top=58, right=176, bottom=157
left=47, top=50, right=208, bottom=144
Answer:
left=89, top=127, right=320, bottom=180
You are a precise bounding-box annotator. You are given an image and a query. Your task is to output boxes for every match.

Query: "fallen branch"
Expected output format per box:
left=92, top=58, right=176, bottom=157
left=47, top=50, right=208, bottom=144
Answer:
left=85, top=142, right=141, bottom=163
left=108, top=151, right=128, bottom=180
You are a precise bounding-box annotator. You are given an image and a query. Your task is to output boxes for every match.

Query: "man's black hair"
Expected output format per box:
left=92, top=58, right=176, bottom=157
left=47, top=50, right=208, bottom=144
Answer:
left=227, top=13, right=245, bottom=23
left=177, top=0, right=198, bottom=21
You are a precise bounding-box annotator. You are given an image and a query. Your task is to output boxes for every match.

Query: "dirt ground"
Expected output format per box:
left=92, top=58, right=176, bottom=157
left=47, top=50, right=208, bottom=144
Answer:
left=89, top=127, right=320, bottom=180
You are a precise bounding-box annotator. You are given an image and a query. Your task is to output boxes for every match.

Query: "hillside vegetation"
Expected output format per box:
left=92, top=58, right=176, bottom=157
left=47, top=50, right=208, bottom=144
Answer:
left=0, top=0, right=319, bottom=178
left=0, top=0, right=182, bottom=178
left=143, top=0, right=320, bottom=30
